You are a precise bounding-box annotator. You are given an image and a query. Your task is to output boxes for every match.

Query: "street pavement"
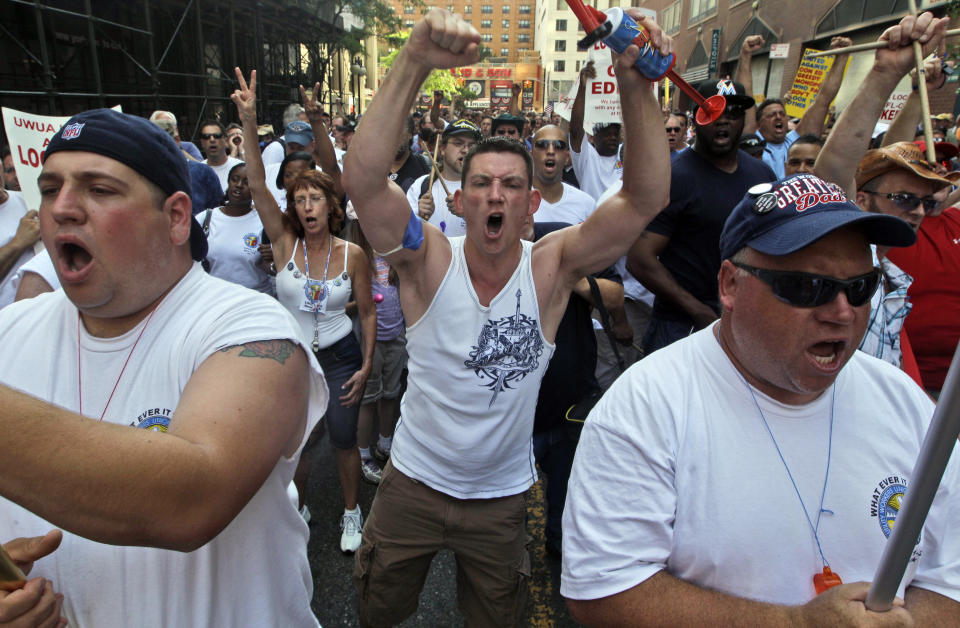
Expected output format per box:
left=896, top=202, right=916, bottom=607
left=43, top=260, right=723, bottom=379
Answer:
left=303, top=434, right=583, bottom=627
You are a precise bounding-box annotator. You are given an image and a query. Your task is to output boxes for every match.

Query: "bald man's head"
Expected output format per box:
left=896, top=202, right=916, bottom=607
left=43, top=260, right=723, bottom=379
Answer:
left=531, top=125, right=569, bottom=186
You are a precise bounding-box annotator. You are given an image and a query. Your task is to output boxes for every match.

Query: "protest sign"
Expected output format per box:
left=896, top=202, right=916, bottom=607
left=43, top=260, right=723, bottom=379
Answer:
left=2, top=106, right=122, bottom=215
left=583, top=41, right=622, bottom=127
left=784, top=50, right=840, bottom=119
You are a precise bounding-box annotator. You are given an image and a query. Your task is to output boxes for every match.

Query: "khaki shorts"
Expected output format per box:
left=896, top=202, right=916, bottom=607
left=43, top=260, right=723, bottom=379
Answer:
left=354, top=461, right=530, bottom=627
left=361, top=335, right=408, bottom=405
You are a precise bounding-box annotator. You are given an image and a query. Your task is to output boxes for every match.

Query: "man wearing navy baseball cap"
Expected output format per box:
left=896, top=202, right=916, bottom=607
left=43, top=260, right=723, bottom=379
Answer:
left=0, top=108, right=328, bottom=626
left=563, top=179, right=960, bottom=622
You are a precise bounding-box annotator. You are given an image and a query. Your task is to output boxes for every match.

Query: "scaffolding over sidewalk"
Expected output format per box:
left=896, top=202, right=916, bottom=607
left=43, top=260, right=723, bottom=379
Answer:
left=0, top=0, right=359, bottom=143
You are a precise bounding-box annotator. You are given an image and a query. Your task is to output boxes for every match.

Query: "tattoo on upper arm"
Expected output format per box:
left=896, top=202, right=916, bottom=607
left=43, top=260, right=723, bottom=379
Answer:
left=219, top=340, right=295, bottom=364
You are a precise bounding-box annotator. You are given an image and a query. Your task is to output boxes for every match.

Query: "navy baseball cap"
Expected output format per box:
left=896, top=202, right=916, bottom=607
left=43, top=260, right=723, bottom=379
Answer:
left=284, top=121, right=314, bottom=146
left=719, top=173, right=917, bottom=261
left=45, top=108, right=207, bottom=261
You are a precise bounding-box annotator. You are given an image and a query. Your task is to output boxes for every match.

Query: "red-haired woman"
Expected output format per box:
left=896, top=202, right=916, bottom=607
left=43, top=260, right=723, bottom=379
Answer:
left=233, top=68, right=375, bottom=554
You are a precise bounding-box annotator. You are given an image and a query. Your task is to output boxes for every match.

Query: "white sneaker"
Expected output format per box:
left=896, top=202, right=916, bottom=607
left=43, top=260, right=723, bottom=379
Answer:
left=299, top=504, right=311, bottom=524
left=361, top=459, right=382, bottom=484
left=340, top=509, right=363, bottom=554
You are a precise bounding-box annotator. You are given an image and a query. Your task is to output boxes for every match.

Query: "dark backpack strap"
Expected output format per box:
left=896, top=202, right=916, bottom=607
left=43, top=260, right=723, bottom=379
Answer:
left=588, top=275, right=627, bottom=373
left=419, top=174, right=432, bottom=199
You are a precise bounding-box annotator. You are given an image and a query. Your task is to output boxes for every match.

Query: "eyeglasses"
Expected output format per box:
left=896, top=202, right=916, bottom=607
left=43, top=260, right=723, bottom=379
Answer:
left=533, top=139, right=568, bottom=150
left=861, top=190, right=938, bottom=213
left=665, top=127, right=682, bottom=133
left=733, top=262, right=881, bottom=308
left=200, top=133, right=223, bottom=140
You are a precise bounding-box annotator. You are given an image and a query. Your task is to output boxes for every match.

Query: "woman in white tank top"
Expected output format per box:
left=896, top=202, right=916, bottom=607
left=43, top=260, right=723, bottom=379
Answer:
left=234, top=76, right=376, bottom=554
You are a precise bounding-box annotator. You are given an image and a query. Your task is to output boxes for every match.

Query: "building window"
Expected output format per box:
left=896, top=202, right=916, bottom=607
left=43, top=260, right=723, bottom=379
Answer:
left=404, top=19, right=414, bottom=28
left=481, top=19, right=492, bottom=27
left=482, top=4, right=493, bottom=13
left=556, top=0, right=565, bottom=9
left=519, top=4, right=531, bottom=13
left=502, top=33, right=510, bottom=42
left=556, top=18, right=567, bottom=31
left=481, top=33, right=493, bottom=42
left=501, top=47, right=510, bottom=56
left=404, top=5, right=415, bottom=13
left=554, top=39, right=566, bottom=51
left=464, top=4, right=471, bottom=12
left=554, top=60, right=565, bottom=72
left=661, top=0, right=683, bottom=35
left=502, top=4, right=510, bottom=12
left=689, top=0, right=717, bottom=25
left=576, top=60, right=582, bottom=72
left=502, top=19, right=510, bottom=28
left=518, top=19, right=530, bottom=28
left=518, top=33, right=531, bottom=42
left=447, top=4, right=454, bottom=11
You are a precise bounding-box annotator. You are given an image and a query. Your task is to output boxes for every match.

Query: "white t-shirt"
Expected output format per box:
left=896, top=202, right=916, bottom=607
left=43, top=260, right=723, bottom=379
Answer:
left=261, top=140, right=285, bottom=166
left=0, top=192, right=34, bottom=308
left=5, top=248, right=59, bottom=299
left=534, top=183, right=596, bottom=225
left=569, top=134, right=622, bottom=201
left=394, top=237, right=555, bottom=499
left=205, top=155, right=244, bottom=192
left=562, top=325, right=960, bottom=606
left=0, top=264, right=328, bottom=627
left=405, top=173, right=465, bottom=237
left=197, top=208, right=275, bottom=295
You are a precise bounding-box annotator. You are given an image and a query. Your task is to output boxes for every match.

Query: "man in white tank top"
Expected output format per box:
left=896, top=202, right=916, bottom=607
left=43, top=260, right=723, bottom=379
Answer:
left=0, top=109, right=326, bottom=627
left=343, top=8, right=672, bottom=626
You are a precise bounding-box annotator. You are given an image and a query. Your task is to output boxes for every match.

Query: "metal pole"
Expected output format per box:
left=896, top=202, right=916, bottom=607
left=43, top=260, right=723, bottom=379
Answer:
left=866, top=340, right=960, bottom=610
left=254, top=2, right=267, bottom=120
left=195, top=0, right=207, bottom=116
left=84, top=0, right=105, bottom=108
left=32, top=1, right=56, bottom=112
left=228, top=2, right=236, bottom=74
left=142, top=0, right=158, bottom=112
left=762, top=54, right=772, bottom=101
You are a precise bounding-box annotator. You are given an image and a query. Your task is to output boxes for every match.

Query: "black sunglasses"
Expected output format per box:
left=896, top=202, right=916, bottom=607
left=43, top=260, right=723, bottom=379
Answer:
left=665, top=126, right=682, bottom=133
left=722, top=105, right=747, bottom=119
left=733, top=262, right=881, bottom=308
left=533, top=139, right=568, bottom=150
left=200, top=132, right=224, bottom=140
left=861, top=190, right=938, bottom=213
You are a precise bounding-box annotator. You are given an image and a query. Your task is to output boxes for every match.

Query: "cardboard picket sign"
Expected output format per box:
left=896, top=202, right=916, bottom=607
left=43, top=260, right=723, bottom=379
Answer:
left=585, top=42, right=622, bottom=127
left=784, top=50, right=841, bottom=119
left=2, top=106, right=122, bottom=219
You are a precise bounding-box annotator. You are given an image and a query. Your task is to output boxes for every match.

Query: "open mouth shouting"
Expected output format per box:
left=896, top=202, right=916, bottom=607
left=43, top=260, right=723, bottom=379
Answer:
left=56, top=237, right=94, bottom=282
left=486, top=212, right=504, bottom=238
left=807, top=340, right=845, bottom=372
